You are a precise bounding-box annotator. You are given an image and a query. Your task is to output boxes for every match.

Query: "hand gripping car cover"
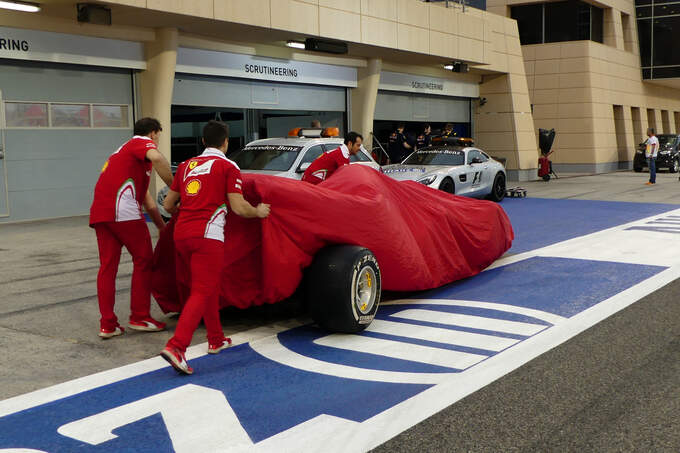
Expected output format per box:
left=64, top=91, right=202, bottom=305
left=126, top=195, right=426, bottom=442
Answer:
left=152, top=165, right=513, bottom=311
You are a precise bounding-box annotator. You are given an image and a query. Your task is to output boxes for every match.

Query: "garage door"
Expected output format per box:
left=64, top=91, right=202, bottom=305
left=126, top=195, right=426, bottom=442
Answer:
left=374, top=91, right=470, bottom=123
left=173, top=74, right=346, bottom=112
left=0, top=61, right=134, bottom=222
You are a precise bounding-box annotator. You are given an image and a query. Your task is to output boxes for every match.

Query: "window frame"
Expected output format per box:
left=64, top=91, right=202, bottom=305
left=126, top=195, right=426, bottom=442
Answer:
left=3, top=100, right=132, bottom=130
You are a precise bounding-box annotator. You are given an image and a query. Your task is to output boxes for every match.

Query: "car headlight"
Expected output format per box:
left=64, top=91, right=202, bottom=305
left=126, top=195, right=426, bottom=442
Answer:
left=659, top=150, right=671, bottom=155
left=417, top=175, right=437, bottom=185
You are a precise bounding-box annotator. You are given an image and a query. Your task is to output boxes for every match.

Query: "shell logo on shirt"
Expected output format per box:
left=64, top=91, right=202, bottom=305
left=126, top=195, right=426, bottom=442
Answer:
left=185, top=179, right=202, bottom=196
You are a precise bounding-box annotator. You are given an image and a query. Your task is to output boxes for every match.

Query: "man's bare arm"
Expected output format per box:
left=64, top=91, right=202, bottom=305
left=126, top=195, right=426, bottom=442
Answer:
left=163, top=189, right=181, bottom=215
left=146, top=148, right=174, bottom=187
left=143, top=191, right=166, bottom=230
left=227, top=193, right=270, bottom=219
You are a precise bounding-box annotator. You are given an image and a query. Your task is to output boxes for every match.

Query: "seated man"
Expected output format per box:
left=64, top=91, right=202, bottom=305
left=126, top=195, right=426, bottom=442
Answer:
left=302, top=132, right=363, bottom=185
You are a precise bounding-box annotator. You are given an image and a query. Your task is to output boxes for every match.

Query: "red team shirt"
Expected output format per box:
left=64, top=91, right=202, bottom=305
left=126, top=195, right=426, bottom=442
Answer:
left=171, top=148, right=243, bottom=242
left=90, top=136, right=155, bottom=226
left=302, top=144, right=350, bottom=184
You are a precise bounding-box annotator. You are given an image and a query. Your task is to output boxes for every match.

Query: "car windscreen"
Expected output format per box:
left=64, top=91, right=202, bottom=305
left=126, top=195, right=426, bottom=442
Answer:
left=230, top=145, right=302, bottom=171
left=403, top=149, right=465, bottom=166
left=658, top=135, right=677, bottom=147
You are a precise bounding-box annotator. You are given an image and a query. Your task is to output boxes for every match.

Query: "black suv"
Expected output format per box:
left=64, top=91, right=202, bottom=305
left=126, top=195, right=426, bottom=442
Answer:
left=633, top=134, right=680, bottom=173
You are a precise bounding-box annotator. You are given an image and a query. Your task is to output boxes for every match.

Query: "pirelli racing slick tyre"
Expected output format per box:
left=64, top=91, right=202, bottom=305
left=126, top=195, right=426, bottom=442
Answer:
left=307, top=245, right=381, bottom=333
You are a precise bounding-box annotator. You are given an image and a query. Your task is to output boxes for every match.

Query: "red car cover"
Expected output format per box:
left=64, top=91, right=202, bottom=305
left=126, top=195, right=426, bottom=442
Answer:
left=152, top=165, right=513, bottom=312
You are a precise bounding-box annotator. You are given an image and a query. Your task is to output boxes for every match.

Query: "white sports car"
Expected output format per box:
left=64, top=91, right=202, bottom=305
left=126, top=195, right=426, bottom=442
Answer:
left=157, top=128, right=379, bottom=217
left=382, top=145, right=507, bottom=202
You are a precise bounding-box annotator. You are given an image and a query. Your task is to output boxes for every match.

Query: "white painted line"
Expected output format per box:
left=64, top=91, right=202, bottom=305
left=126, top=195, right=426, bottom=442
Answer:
left=391, top=309, right=547, bottom=336
left=314, top=335, right=487, bottom=369
left=0, top=323, right=301, bottom=418
left=366, top=319, right=518, bottom=352
left=350, top=265, right=680, bottom=453
left=383, top=299, right=566, bottom=325
left=251, top=335, right=456, bottom=384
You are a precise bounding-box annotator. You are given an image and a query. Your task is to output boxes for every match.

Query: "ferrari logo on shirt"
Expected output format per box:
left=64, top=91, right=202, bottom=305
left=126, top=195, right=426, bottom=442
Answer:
left=101, top=160, right=109, bottom=173
left=189, top=161, right=198, bottom=170
left=185, top=179, right=202, bottom=196
left=187, top=160, right=216, bottom=178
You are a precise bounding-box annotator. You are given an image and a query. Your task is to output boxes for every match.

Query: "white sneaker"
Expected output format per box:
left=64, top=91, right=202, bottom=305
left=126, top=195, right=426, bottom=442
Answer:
left=99, top=326, right=125, bottom=339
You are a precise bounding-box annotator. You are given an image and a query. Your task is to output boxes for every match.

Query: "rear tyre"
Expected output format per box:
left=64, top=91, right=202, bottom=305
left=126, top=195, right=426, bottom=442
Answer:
left=306, top=245, right=381, bottom=333
left=439, top=177, right=455, bottom=194
left=488, top=172, right=506, bottom=202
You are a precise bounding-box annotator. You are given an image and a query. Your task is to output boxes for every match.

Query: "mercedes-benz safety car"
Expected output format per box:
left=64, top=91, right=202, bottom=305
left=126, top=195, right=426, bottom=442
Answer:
left=230, top=127, right=379, bottom=178
left=157, top=127, right=379, bottom=218
left=382, top=142, right=507, bottom=202
left=633, top=134, right=680, bottom=173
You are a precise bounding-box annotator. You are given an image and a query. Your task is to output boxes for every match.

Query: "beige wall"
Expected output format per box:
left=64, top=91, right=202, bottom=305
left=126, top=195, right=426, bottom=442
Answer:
left=140, top=28, right=178, bottom=193
left=100, top=0, right=491, bottom=64
left=490, top=0, right=680, bottom=173
left=9, top=0, right=544, bottom=180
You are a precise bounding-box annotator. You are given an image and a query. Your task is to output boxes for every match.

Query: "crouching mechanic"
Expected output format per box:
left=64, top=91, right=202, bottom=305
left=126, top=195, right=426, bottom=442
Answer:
left=302, top=132, right=363, bottom=184
left=89, top=117, right=174, bottom=339
left=160, top=120, right=270, bottom=375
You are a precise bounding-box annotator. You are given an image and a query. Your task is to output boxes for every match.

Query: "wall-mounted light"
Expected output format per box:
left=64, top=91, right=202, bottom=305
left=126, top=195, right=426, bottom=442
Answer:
left=443, top=61, right=469, bottom=73
left=286, top=38, right=348, bottom=54
left=286, top=40, right=306, bottom=50
left=0, top=1, right=40, bottom=12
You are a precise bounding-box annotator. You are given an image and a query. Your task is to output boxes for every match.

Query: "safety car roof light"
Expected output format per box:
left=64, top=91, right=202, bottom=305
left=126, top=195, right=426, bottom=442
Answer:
left=288, top=128, right=323, bottom=138
left=321, top=127, right=339, bottom=137
left=286, top=127, right=340, bottom=138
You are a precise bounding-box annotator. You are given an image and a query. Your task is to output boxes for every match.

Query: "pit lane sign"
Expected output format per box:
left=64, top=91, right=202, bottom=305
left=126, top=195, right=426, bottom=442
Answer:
left=0, top=26, right=145, bottom=69
left=379, top=71, right=479, bottom=98
left=176, top=48, right=358, bottom=88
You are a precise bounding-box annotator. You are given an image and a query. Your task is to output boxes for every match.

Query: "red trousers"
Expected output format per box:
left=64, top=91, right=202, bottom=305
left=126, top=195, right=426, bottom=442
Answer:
left=167, top=237, right=224, bottom=353
left=94, top=220, right=153, bottom=330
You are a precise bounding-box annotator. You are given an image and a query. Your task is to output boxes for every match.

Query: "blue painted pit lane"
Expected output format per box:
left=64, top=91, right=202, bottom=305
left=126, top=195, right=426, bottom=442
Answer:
left=500, top=197, right=677, bottom=253
left=0, top=198, right=678, bottom=452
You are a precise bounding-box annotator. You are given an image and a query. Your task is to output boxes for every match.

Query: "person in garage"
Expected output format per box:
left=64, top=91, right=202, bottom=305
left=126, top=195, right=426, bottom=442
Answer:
left=416, top=124, right=432, bottom=149
left=89, top=117, right=174, bottom=339
left=387, top=123, right=411, bottom=163
left=302, top=131, right=364, bottom=185
left=441, top=122, right=457, bottom=138
left=160, top=120, right=270, bottom=375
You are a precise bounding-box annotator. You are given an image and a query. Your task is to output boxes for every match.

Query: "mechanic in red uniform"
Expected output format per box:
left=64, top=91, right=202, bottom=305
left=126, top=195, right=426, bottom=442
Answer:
left=301, top=132, right=363, bottom=185
left=90, top=117, right=174, bottom=339
left=160, top=120, right=270, bottom=375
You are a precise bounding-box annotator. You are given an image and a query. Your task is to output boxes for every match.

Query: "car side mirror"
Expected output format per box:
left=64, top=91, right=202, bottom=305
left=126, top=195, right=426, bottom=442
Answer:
left=296, top=162, right=311, bottom=173
left=471, top=157, right=483, bottom=164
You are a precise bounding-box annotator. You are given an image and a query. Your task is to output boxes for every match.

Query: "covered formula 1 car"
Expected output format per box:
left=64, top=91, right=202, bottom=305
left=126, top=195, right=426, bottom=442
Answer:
left=151, top=165, right=513, bottom=332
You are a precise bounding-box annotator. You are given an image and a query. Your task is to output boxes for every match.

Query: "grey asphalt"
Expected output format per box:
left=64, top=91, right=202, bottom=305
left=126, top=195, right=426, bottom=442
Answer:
left=1, top=169, right=679, bottom=451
